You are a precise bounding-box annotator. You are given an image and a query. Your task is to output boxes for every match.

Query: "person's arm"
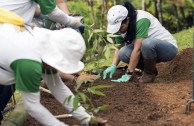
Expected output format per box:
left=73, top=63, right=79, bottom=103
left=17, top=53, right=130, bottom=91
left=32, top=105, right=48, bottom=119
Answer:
left=127, top=38, right=144, bottom=73
left=112, top=39, right=124, bottom=66
left=34, top=7, right=41, bottom=18
left=56, top=0, right=70, bottom=14
left=38, top=0, right=81, bottom=28
left=112, top=48, right=120, bottom=66
left=127, top=18, right=150, bottom=72
left=59, top=73, right=77, bottom=83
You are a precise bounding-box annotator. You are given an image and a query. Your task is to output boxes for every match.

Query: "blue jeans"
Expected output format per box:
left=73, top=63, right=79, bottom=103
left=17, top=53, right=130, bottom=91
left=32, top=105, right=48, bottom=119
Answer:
left=0, top=84, right=15, bottom=121
left=118, top=38, right=178, bottom=69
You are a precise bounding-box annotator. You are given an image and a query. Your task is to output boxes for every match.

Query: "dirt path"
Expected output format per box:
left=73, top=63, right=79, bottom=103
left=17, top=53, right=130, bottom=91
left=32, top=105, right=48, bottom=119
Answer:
left=25, top=48, right=193, bottom=126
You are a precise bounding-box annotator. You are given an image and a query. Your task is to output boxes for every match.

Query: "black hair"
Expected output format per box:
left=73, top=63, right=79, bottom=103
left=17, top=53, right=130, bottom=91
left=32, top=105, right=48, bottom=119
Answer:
left=122, top=1, right=137, bottom=44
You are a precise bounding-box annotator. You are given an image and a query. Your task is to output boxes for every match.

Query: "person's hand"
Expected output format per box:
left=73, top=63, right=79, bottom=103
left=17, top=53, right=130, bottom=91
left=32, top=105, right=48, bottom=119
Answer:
left=69, top=16, right=83, bottom=28
left=103, top=65, right=117, bottom=79
left=76, top=74, right=96, bottom=84
left=111, top=74, right=132, bottom=82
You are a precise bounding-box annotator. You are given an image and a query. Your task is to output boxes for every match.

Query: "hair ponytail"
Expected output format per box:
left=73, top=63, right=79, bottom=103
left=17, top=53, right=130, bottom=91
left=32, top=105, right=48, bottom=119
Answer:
left=123, top=1, right=137, bottom=44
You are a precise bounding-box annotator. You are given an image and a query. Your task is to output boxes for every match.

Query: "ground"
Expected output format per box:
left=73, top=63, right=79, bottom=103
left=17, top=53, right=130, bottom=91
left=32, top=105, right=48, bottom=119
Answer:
left=25, top=48, right=193, bottom=126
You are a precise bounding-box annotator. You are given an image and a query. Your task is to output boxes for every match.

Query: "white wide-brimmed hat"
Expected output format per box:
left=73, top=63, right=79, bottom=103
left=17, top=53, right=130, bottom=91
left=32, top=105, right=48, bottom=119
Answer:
left=35, top=28, right=86, bottom=74
left=107, top=5, right=128, bottom=33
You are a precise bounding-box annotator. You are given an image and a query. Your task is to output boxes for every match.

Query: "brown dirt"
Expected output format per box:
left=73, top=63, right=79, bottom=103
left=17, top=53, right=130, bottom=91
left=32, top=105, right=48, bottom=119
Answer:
left=25, top=48, right=193, bottom=126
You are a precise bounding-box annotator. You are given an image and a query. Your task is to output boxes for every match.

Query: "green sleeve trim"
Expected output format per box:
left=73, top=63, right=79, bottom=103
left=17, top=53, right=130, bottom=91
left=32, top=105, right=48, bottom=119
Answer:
left=114, top=35, right=124, bottom=44
left=10, top=59, right=42, bottom=93
left=36, top=0, right=56, bottom=15
left=136, top=18, right=150, bottom=39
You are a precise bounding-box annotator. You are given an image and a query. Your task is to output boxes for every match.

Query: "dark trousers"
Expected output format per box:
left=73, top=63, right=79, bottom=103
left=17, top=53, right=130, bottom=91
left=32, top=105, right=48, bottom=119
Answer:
left=0, top=84, right=15, bottom=121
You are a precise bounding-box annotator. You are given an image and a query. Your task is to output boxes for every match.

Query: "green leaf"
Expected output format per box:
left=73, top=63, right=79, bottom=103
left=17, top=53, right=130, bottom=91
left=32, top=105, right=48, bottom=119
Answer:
left=93, top=39, right=98, bottom=50
left=88, top=32, right=93, bottom=42
left=91, top=85, right=113, bottom=90
left=79, top=92, right=87, bottom=103
left=92, top=105, right=109, bottom=114
left=87, top=88, right=95, bottom=94
left=107, top=33, right=122, bottom=38
left=107, top=36, right=114, bottom=43
left=73, top=95, right=80, bottom=111
left=83, top=104, right=89, bottom=110
left=75, top=81, right=83, bottom=91
left=93, top=107, right=100, bottom=114
left=94, top=90, right=105, bottom=96
left=104, top=47, right=110, bottom=59
left=93, top=29, right=104, bottom=33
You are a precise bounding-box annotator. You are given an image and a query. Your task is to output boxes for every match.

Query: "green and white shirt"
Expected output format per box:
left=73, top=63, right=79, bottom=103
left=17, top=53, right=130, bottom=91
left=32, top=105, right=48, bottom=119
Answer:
left=136, top=10, right=177, bottom=48
left=0, top=0, right=56, bottom=24
left=116, top=10, right=177, bottom=48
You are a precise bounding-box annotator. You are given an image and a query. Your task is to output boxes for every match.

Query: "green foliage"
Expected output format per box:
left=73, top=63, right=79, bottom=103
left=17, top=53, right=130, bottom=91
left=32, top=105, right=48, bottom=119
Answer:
left=64, top=75, right=112, bottom=115
left=173, top=27, right=193, bottom=51
left=67, top=1, right=93, bottom=25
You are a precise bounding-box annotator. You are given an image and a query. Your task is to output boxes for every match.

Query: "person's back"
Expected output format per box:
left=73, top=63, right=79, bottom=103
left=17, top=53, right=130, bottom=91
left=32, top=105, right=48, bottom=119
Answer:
left=0, top=0, right=37, bottom=23
left=136, top=10, right=177, bottom=48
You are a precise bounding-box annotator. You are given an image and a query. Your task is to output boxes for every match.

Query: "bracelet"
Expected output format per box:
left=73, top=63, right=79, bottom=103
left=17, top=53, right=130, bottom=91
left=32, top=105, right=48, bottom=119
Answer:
left=126, top=69, right=133, bottom=75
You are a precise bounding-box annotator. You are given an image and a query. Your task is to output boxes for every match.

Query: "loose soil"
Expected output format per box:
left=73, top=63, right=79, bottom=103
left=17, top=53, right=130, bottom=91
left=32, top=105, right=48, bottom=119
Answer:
left=25, top=48, right=193, bottom=126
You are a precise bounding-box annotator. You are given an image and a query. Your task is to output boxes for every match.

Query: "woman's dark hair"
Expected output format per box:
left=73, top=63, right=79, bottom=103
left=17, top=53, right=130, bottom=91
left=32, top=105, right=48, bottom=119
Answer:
left=122, top=1, right=137, bottom=44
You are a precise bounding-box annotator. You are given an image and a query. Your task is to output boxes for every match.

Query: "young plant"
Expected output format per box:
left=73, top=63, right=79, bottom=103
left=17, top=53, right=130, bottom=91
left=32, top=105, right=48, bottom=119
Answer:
left=64, top=74, right=112, bottom=116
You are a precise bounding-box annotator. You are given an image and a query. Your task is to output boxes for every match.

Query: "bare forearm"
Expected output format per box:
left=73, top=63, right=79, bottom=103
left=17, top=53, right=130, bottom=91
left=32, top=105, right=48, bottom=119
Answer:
left=56, top=0, right=70, bottom=14
left=128, top=50, right=140, bottom=72
left=112, top=49, right=120, bottom=66
left=59, top=73, right=74, bottom=81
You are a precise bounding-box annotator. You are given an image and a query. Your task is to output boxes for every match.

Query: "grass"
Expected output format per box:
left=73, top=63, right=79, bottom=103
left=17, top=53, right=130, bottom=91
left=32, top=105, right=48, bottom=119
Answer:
left=173, top=27, right=193, bottom=51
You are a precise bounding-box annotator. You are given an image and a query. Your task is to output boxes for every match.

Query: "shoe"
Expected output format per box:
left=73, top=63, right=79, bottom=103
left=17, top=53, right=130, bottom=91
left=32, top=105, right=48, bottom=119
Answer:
left=139, top=58, right=157, bottom=83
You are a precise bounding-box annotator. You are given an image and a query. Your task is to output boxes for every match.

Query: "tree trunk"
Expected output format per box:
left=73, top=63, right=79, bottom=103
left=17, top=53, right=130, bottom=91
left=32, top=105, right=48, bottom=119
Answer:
left=1, top=100, right=27, bottom=126
left=89, top=0, right=95, bottom=28
left=142, top=0, right=146, bottom=11
left=156, top=0, right=163, bottom=24
left=179, top=6, right=186, bottom=28
left=154, top=0, right=158, bottom=19
left=100, top=0, right=105, bottom=29
left=172, top=4, right=181, bottom=31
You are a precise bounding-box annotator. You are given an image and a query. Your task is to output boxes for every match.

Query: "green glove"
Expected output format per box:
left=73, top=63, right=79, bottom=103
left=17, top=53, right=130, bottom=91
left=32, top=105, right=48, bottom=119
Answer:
left=111, top=74, right=132, bottom=82
left=103, top=65, right=117, bottom=79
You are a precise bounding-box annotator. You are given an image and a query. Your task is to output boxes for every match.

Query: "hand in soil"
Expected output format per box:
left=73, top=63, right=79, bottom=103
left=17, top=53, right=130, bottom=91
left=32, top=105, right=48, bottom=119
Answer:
left=111, top=74, right=132, bottom=82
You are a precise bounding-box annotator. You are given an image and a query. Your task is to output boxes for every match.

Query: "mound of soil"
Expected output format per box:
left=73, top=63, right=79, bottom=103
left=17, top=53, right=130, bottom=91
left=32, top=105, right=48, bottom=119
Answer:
left=157, top=48, right=193, bottom=82
left=25, top=48, right=193, bottom=126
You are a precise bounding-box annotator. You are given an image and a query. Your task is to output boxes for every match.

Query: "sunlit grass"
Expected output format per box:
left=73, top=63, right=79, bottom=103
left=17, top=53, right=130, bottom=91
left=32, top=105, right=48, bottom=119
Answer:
left=173, top=27, right=193, bottom=51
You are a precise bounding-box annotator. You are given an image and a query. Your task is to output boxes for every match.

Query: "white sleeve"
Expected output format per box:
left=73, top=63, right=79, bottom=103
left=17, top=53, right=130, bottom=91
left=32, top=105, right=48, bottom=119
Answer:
left=48, top=6, right=81, bottom=28
left=21, top=91, right=67, bottom=126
